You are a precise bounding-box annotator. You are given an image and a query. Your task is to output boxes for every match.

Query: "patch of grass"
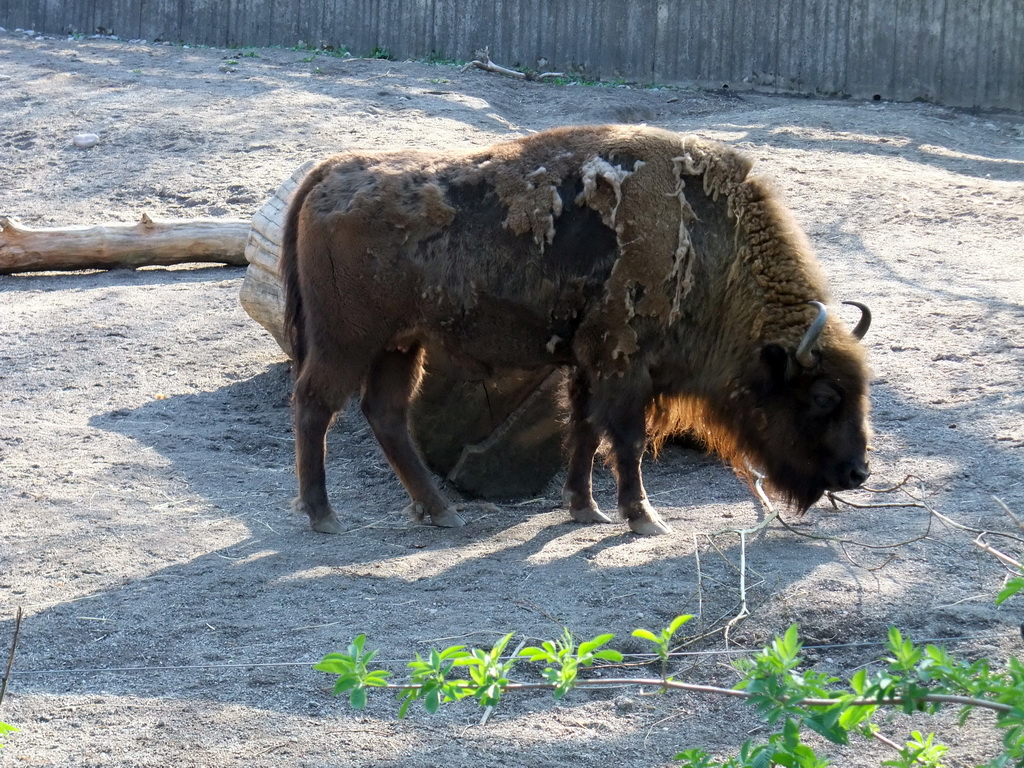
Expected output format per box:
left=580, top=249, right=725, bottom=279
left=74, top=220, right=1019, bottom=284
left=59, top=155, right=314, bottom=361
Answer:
left=425, top=51, right=463, bottom=66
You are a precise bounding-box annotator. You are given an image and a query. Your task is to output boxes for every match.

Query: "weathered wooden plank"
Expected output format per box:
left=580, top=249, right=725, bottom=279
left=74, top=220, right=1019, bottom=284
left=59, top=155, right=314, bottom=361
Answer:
left=981, top=0, right=1020, bottom=110
left=651, top=0, right=671, bottom=83
left=710, top=0, right=735, bottom=86
left=117, top=0, right=143, bottom=39
left=745, top=0, right=779, bottom=89
left=845, top=0, right=896, bottom=99
left=674, top=0, right=699, bottom=84
left=824, top=0, right=852, bottom=96
left=803, top=0, right=827, bottom=94
left=4, top=0, right=30, bottom=32
left=1007, top=0, right=1024, bottom=112
left=777, top=0, right=803, bottom=91
left=554, top=0, right=595, bottom=78
left=136, top=0, right=173, bottom=42
left=940, top=0, right=982, bottom=106
left=893, top=0, right=931, bottom=103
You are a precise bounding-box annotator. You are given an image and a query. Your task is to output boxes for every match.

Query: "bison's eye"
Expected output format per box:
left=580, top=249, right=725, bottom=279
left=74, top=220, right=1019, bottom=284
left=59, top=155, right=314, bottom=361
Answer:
left=810, top=381, right=841, bottom=413
left=813, top=393, right=837, bottom=409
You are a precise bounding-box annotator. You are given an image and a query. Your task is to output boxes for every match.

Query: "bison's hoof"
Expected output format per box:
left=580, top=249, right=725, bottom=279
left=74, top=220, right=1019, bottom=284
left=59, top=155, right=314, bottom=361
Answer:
left=628, top=516, right=673, bottom=536
left=311, top=515, right=345, bottom=534
left=620, top=500, right=673, bottom=536
left=404, top=502, right=466, bottom=528
left=562, top=488, right=612, bottom=524
left=568, top=503, right=613, bottom=525
left=430, top=506, right=466, bottom=528
left=293, top=498, right=344, bottom=534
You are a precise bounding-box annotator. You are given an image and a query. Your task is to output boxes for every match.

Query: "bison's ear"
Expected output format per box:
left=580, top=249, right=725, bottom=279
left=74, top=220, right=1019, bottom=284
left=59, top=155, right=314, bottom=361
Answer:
left=760, top=343, right=792, bottom=384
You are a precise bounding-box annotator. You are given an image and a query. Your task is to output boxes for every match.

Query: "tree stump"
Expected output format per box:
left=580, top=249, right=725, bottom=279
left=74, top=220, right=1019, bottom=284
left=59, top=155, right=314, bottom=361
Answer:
left=239, top=164, right=568, bottom=499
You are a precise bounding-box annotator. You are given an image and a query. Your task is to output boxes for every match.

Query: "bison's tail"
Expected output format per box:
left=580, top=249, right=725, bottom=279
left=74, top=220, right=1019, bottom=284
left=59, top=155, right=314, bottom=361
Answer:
left=281, top=163, right=330, bottom=373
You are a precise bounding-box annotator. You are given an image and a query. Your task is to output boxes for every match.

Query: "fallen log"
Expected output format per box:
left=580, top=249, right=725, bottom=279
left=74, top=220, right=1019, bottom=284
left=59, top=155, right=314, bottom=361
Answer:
left=0, top=214, right=249, bottom=274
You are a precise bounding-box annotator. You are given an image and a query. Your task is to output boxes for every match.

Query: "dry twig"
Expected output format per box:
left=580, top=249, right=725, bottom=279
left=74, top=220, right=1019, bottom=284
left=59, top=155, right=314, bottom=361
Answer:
left=464, top=48, right=563, bottom=81
left=0, top=608, right=23, bottom=710
left=994, top=495, right=1024, bottom=531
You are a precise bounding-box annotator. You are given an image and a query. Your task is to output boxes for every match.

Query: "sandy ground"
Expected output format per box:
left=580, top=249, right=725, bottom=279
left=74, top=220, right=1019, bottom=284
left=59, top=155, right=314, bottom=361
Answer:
left=1, top=28, right=1023, bottom=767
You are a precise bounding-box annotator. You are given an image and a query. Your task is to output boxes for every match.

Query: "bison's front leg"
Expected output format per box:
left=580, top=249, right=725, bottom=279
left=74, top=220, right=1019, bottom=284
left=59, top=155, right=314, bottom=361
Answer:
left=600, top=389, right=673, bottom=536
left=360, top=347, right=465, bottom=528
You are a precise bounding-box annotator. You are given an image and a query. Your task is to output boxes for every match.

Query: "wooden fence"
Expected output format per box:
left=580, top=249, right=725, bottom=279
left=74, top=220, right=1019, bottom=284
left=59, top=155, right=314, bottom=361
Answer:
left=3, top=0, right=1022, bottom=110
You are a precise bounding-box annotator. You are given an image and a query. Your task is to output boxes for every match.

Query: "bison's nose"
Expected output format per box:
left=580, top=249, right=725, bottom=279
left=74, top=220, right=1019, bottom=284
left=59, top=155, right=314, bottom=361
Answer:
left=840, top=461, right=870, bottom=489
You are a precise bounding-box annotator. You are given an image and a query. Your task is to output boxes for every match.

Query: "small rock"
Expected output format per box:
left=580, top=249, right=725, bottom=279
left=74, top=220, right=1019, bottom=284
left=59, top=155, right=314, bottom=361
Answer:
left=73, top=133, right=100, bottom=149
left=614, top=695, right=637, bottom=714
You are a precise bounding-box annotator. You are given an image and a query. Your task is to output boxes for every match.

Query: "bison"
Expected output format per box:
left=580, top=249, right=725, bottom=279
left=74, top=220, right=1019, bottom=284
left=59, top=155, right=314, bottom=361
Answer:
left=281, top=124, right=872, bottom=536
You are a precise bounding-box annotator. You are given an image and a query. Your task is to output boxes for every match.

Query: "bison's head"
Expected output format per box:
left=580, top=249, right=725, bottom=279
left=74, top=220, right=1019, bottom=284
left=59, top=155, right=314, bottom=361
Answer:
left=736, top=301, right=872, bottom=512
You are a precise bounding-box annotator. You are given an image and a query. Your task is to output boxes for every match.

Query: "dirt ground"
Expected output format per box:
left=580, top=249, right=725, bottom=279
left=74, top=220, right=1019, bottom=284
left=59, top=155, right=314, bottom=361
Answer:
left=1, top=28, right=1023, bottom=768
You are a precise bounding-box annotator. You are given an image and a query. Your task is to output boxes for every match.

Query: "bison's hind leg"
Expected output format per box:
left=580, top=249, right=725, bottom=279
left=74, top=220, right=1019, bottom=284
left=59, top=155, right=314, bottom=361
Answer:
left=360, top=346, right=465, bottom=528
left=562, top=370, right=613, bottom=525
left=293, top=368, right=351, bottom=534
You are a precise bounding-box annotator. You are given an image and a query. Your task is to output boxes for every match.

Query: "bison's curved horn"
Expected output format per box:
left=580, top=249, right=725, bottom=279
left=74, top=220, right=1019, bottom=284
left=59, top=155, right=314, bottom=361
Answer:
left=842, top=300, right=872, bottom=340
left=795, top=301, right=828, bottom=367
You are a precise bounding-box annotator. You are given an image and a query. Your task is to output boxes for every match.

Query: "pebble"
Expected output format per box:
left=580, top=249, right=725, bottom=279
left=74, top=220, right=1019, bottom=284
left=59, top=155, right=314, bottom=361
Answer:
left=73, top=133, right=100, bottom=149
left=614, top=695, right=637, bottom=714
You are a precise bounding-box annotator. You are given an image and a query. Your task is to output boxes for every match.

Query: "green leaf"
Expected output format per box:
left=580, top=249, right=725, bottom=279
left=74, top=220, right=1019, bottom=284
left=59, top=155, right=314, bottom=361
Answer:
left=996, top=577, right=1024, bottom=606
left=520, top=646, right=553, bottom=662
left=631, top=628, right=660, bottom=643
left=349, top=633, right=367, bottom=656
left=349, top=686, right=367, bottom=710
left=314, top=653, right=354, bottom=674
left=578, top=633, right=615, bottom=656
left=363, top=670, right=392, bottom=687
left=490, top=632, right=515, bottom=659
left=425, top=688, right=440, bottom=714
left=667, top=614, right=694, bottom=636
left=0, top=721, right=19, bottom=745
left=331, top=673, right=361, bottom=695
left=804, top=709, right=850, bottom=746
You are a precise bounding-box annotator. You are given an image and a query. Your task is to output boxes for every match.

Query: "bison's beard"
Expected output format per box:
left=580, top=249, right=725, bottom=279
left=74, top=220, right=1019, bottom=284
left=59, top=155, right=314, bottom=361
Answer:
left=759, top=468, right=827, bottom=514
left=647, top=395, right=831, bottom=514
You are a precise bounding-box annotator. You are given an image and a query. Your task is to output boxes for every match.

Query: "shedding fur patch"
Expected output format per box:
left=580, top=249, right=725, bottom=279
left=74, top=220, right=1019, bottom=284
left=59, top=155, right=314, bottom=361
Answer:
left=668, top=157, right=700, bottom=323
left=575, top=156, right=642, bottom=229
left=498, top=165, right=564, bottom=251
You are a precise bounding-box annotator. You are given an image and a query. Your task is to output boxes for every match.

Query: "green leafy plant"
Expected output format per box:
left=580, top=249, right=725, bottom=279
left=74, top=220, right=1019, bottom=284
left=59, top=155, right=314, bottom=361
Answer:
left=316, top=616, right=1024, bottom=767
left=0, top=721, right=18, bottom=747
left=632, top=614, right=694, bottom=676
left=398, top=643, right=473, bottom=717
left=313, top=633, right=391, bottom=709
left=520, top=627, right=622, bottom=699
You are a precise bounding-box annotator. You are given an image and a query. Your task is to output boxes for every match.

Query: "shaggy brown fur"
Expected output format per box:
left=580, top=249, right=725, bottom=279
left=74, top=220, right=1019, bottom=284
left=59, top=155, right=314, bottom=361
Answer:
left=281, top=124, right=872, bottom=535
